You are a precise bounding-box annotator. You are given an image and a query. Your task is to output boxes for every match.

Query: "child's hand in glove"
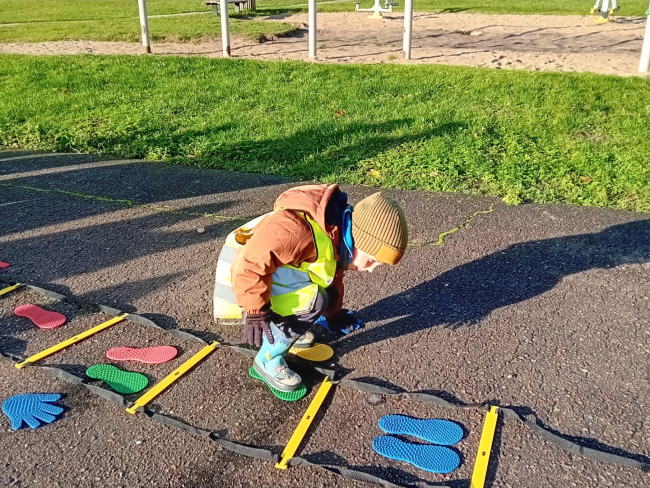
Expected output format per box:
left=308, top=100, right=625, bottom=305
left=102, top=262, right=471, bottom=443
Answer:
left=316, top=310, right=363, bottom=335
left=243, top=309, right=273, bottom=347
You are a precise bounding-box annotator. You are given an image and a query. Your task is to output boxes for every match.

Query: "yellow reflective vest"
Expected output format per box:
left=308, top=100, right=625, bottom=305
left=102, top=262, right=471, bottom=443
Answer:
left=213, top=211, right=336, bottom=324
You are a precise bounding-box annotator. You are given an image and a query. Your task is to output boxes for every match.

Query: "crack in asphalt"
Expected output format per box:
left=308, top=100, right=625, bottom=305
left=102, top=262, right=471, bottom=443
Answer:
left=0, top=182, right=251, bottom=223
left=1, top=181, right=496, bottom=245
left=409, top=204, right=495, bottom=248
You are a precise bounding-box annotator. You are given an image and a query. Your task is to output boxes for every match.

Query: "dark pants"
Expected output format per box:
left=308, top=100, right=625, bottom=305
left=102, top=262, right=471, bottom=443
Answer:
left=271, top=288, right=329, bottom=338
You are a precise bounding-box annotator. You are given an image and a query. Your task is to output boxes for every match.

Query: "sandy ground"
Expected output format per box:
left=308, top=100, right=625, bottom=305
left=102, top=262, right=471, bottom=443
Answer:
left=1, top=150, right=649, bottom=487
left=0, top=12, right=648, bottom=76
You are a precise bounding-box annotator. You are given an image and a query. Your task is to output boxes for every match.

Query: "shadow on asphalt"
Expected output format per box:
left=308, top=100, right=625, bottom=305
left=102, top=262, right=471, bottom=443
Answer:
left=301, top=449, right=468, bottom=488
left=343, top=218, right=650, bottom=354
left=0, top=151, right=281, bottom=305
left=345, top=376, right=650, bottom=473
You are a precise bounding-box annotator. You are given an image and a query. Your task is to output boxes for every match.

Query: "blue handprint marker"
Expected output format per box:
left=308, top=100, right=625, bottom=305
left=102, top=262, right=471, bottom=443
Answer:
left=2, top=393, right=64, bottom=430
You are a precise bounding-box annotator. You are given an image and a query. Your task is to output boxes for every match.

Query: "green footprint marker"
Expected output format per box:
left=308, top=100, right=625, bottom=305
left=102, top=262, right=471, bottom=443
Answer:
left=248, top=366, right=307, bottom=402
left=86, top=364, right=149, bottom=394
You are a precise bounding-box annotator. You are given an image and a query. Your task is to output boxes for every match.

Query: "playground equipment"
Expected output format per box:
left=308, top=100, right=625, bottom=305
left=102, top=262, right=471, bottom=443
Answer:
left=132, top=0, right=650, bottom=71
left=591, top=0, right=620, bottom=22
left=14, top=313, right=130, bottom=369
left=355, top=0, right=398, bottom=19
left=137, top=0, right=151, bottom=53
left=641, top=3, right=650, bottom=72
left=3, top=281, right=650, bottom=484
left=133, top=0, right=415, bottom=59
left=471, top=406, right=499, bottom=488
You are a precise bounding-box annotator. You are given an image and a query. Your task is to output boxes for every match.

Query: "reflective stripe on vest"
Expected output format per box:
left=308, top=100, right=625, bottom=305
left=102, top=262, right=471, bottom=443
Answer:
left=213, top=211, right=336, bottom=323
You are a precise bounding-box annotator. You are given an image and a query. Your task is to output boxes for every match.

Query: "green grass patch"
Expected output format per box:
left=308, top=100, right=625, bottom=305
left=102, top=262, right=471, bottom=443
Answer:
left=0, top=0, right=295, bottom=43
left=0, top=15, right=296, bottom=43
left=1, top=54, right=649, bottom=211
left=0, top=0, right=210, bottom=23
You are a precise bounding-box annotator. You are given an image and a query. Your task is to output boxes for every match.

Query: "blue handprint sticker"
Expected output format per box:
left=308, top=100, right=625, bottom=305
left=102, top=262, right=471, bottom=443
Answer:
left=2, top=393, right=64, bottom=430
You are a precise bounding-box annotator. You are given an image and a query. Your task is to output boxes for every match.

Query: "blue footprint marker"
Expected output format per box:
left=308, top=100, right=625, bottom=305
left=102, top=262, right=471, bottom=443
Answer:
left=2, top=393, right=64, bottom=430
left=378, top=415, right=464, bottom=445
left=373, top=436, right=460, bottom=474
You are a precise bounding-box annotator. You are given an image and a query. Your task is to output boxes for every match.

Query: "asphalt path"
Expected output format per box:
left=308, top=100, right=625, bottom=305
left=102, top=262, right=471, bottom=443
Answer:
left=1, top=150, right=648, bottom=487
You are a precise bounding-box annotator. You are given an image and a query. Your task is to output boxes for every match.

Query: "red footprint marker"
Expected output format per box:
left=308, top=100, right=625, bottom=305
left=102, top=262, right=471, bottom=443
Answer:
left=0, top=261, right=9, bottom=268
left=14, top=304, right=66, bottom=329
left=106, top=346, right=178, bottom=364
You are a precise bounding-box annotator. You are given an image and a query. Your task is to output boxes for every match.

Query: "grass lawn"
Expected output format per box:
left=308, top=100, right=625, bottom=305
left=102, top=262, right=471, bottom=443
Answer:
left=0, top=0, right=295, bottom=43
left=0, top=0, right=648, bottom=43
left=0, top=0, right=209, bottom=23
left=1, top=54, right=649, bottom=211
left=0, top=15, right=297, bottom=43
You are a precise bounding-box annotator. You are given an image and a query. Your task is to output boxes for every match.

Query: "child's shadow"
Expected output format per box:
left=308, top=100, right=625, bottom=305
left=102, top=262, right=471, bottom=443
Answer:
left=343, top=219, right=650, bottom=355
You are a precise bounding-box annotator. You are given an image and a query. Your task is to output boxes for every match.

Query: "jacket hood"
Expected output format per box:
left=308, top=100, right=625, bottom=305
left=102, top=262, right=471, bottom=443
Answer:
left=274, top=184, right=341, bottom=241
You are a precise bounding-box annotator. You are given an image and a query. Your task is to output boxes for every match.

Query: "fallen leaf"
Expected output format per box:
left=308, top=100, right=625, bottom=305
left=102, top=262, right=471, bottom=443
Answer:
left=367, top=169, right=381, bottom=178
left=579, top=176, right=592, bottom=183
left=335, top=110, right=346, bottom=117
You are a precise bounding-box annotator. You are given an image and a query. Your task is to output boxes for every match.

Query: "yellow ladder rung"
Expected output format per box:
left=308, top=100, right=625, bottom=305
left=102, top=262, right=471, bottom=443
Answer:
left=126, top=341, right=219, bottom=415
left=15, top=313, right=129, bottom=369
left=470, top=406, right=500, bottom=488
left=275, top=376, right=333, bottom=470
left=0, top=283, right=23, bottom=297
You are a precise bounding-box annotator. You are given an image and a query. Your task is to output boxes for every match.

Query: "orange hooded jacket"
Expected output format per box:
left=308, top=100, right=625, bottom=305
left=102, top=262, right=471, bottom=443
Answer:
left=230, top=184, right=345, bottom=317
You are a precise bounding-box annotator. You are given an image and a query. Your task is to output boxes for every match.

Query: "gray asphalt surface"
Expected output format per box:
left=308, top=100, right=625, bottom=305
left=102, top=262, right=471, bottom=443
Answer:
left=1, top=150, right=648, bottom=487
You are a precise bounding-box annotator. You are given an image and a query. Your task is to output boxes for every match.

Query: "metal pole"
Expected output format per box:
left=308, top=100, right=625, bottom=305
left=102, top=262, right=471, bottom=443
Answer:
left=591, top=0, right=600, bottom=14
left=640, top=5, right=650, bottom=73
left=137, top=0, right=151, bottom=53
left=403, top=0, right=414, bottom=59
left=309, top=0, right=317, bottom=58
left=220, top=0, right=231, bottom=57
left=600, top=0, right=610, bottom=21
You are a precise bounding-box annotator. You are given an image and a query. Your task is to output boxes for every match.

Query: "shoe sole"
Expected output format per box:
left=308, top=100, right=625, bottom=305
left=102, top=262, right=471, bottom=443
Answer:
left=252, top=361, right=302, bottom=392
left=289, top=343, right=334, bottom=362
left=249, top=366, right=307, bottom=401
left=14, top=304, right=66, bottom=329
left=372, top=436, right=460, bottom=474
left=86, top=364, right=149, bottom=394
left=378, top=415, right=464, bottom=445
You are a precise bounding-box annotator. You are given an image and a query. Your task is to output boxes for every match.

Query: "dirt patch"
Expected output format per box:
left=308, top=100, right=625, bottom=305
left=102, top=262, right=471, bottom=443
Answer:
left=0, top=12, right=648, bottom=76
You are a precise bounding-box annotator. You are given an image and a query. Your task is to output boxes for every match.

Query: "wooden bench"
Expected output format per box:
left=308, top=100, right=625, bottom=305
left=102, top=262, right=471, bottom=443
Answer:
left=205, top=0, right=255, bottom=14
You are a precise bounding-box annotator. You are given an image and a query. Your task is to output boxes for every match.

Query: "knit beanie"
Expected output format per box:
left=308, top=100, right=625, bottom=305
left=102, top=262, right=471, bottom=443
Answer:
left=351, top=192, right=408, bottom=265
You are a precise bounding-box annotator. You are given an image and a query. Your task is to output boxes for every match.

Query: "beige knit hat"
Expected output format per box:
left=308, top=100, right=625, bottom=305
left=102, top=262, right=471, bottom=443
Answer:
left=352, top=192, right=408, bottom=265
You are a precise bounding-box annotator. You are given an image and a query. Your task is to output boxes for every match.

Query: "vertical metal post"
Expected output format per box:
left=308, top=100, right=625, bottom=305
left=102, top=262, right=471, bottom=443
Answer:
left=309, top=0, right=317, bottom=58
left=403, top=0, right=414, bottom=59
left=599, top=0, right=610, bottom=21
left=591, top=0, right=600, bottom=13
left=220, top=0, right=231, bottom=57
left=640, top=5, right=650, bottom=73
left=137, top=0, right=151, bottom=53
